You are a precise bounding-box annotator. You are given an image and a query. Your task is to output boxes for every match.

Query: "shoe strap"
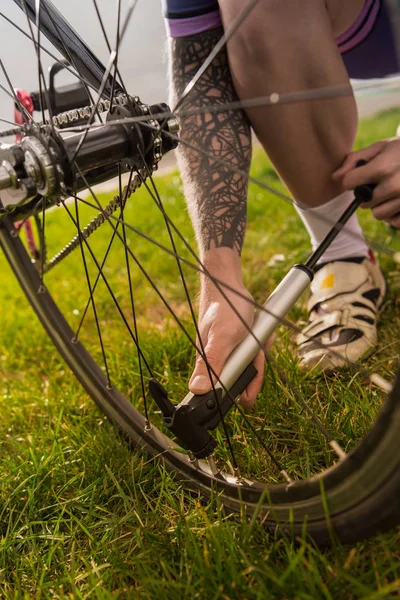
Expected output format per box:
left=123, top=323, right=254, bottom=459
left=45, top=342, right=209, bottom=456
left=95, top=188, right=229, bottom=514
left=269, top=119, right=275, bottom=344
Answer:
left=298, top=303, right=377, bottom=346
left=308, top=260, right=370, bottom=312
left=300, top=310, right=343, bottom=340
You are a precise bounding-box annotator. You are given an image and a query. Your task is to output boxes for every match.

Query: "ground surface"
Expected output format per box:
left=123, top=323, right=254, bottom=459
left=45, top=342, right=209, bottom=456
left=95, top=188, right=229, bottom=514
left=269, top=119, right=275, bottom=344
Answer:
left=1, top=110, right=400, bottom=599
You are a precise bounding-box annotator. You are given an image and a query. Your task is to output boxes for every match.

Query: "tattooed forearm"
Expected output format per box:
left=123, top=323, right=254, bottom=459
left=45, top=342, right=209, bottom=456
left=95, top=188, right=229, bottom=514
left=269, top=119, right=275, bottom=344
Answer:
left=170, top=28, right=251, bottom=256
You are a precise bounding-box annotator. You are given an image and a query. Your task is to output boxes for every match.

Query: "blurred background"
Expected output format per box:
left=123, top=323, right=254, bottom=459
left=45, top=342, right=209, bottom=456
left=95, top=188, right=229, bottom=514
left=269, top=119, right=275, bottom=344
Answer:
left=1, top=0, right=400, bottom=135
left=0, top=0, right=169, bottom=118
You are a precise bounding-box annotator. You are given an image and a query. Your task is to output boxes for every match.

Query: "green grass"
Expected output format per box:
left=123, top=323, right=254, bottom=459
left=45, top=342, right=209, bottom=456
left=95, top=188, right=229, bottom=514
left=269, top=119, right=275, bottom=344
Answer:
left=1, top=109, right=400, bottom=598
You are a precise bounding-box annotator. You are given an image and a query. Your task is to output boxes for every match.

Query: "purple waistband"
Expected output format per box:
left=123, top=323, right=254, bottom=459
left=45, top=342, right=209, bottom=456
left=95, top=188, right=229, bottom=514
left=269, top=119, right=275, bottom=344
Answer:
left=166, top=0, right=381, bottom=56
left=166, top=10, right=222, bottom=37
left=336, top=0, right=381, bottom=53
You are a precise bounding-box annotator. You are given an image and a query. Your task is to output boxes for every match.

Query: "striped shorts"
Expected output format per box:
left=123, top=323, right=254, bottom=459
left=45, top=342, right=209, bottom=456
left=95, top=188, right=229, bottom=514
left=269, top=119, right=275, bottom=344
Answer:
left=162, top=0, right=400, bottom=79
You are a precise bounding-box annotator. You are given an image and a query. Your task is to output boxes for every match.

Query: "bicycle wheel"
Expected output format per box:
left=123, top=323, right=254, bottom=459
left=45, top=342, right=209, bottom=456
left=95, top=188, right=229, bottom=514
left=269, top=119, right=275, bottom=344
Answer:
left=1, top=0, right=400, bottom=547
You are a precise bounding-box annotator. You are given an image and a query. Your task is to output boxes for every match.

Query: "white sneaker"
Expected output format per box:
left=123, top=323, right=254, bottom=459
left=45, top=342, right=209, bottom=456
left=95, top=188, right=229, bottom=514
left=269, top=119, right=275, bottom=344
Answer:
left=296, top=251, right=386, bottom=372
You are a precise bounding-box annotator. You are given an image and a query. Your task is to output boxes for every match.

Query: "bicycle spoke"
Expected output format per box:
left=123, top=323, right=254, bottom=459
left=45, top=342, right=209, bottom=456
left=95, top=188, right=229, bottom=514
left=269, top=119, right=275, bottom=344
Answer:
left=0, top=63, right=33, bottom=124
left=20, top=0, right=56, bottom=127
left=18, top=0, right=55, bottom=284
left=54, top=77, right=400, bottom=136
left=119, top=0, right=138, bottom=43
left=0, top=10, right=103, bottom=99
left=70, top=178, right=354, bottom=478
left=89, top=0, right=146, bottom=132
left=69, top=0, right=137, bottom=164
left=64, top=193, right=155, bottom=381
left=39, top=0, right=104, bottom=123
left=2, top=0, right=396, bottom=497
left=73, top=190, right=392, bottom=399
left=137, top=169, right=346, bottom=464
left=15, top=197, right=43, bottom=233
left=71, top=173, right=245, bottom=474
left=71, top=197, right=112, bottom=387
left=50, top=106, right=390, bottom=259
left=91, top=0, right=127, bottom=102
left=66, top=199, right=246, bottom=473
left=118, top=165, right=151, bottom=427
left=137, top=152, right=246, bottom=453
left=144, top=120, right=395, bottom=260
left=172, top=0, right=262, bottom=112
left=34, top=0, right=46, bottom=123
left=38, top=196, right=46, bottom=282
left=73, top=200, right=127, bottom=339
left=91, top=0, right=112, bottom=51
left=0, top=117, right=21, bottom=127
left=109, top=0, right=122, bottom=110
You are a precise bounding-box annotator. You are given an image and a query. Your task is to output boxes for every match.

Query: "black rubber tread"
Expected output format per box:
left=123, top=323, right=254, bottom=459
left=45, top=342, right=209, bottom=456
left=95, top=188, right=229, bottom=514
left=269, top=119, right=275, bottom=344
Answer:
left=1, top=216, right=400, bottom=546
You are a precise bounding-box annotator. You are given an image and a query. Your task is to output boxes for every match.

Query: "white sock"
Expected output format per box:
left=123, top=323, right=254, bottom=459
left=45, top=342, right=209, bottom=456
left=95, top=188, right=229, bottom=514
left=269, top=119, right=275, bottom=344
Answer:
left=295, top=190, right=369, bottom=264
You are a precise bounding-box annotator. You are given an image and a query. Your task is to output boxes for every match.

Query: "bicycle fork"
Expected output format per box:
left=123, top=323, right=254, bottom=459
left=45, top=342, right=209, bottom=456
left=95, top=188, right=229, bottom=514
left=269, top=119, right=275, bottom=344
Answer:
left=150, top=166, right=375, bottom=459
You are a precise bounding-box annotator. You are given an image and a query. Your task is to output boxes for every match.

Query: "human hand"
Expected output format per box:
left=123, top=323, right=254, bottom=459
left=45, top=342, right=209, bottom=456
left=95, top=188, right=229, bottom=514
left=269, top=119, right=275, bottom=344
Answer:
left=189, top=251, right=272, bottom=408
left=332, top=139, right=400, bottom=227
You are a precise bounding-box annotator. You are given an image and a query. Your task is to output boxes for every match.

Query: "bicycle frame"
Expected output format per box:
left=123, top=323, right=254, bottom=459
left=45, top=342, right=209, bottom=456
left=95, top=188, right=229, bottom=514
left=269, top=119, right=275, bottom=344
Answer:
left=12, top=0, right=120, bottom=99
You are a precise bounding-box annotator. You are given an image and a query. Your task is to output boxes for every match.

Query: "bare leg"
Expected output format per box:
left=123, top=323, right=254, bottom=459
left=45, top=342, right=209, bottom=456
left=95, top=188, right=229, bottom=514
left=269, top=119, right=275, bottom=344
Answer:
left=214, top=0, right=386, bottom=374
left=218, top=0, right=361, bottom=207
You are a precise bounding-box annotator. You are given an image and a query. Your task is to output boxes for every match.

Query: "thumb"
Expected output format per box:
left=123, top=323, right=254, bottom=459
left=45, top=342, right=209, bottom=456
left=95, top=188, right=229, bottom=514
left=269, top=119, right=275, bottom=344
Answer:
left=189, top=333, right=232, bottom=395
left=332, top=142, right=386, bottom=180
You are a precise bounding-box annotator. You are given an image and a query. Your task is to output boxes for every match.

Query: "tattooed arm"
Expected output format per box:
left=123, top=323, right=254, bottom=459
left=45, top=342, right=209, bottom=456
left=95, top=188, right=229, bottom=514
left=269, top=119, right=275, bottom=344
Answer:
left=170, top=27, right=251, bottom=255
left=170, top=28, right=267, bottom=405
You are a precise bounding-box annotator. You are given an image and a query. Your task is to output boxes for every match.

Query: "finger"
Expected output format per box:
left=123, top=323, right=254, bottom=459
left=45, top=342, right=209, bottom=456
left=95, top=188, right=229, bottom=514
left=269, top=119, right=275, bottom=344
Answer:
left=389, top=213, right=400, bottom=228
left=363, top=178, right=393, bottom=207
left=189, top=333, right=234, bottom=395
left=361, top=175, right=400, bottom=209
left=332, top=142, right=386, bottom=180
left=240, top=349, right=265, bottom=408
left=240, top=335, right=275, bottom=408
left=372, top=197, right=400, bottom=221
left=340, top=160, right=384, bottom=193
left=193, top=319, right=212, bottom=362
